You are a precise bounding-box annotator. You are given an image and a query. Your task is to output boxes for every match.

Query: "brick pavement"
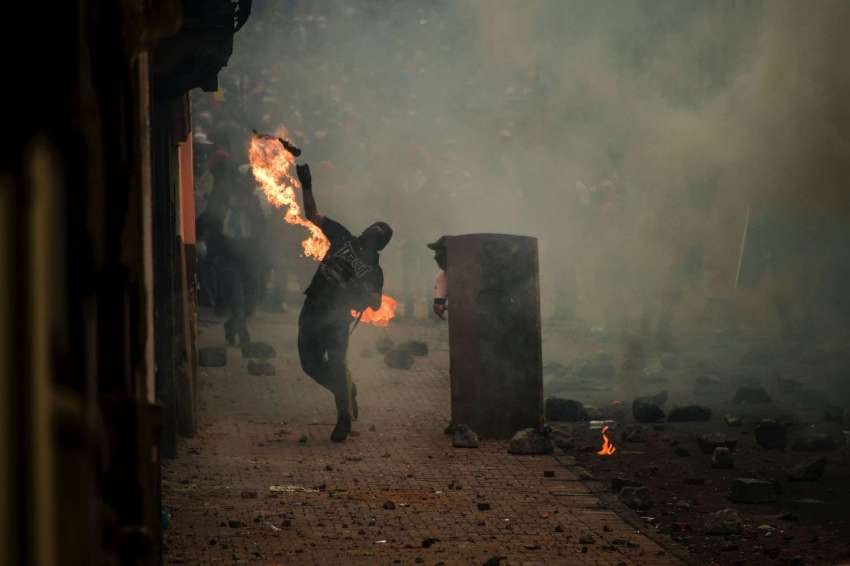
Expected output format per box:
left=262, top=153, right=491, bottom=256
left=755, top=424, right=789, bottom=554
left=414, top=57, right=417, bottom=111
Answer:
left=163, top=311, right=682, bottom=565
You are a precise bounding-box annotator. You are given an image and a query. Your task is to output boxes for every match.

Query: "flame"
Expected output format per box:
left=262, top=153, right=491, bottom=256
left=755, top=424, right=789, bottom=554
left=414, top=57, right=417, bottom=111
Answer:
left=596, top=425, right=617, bottom=456
left=248, top=130, right=330, bottom=260
left=352, top=295, right=398, bottom=327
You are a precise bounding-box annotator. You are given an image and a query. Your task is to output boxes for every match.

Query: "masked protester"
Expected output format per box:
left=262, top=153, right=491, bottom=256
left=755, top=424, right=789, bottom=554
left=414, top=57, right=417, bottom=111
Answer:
left=296, top=163, right=393, bottom=442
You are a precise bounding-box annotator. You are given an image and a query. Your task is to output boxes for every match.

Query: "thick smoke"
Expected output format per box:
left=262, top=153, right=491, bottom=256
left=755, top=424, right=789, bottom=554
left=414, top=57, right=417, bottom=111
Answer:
left=220, top=0, right=850, bottom=341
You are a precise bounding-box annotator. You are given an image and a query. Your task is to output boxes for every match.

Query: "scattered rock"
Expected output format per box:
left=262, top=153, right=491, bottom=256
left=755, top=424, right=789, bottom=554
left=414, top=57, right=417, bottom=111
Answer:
left=382, top=501, right=396, bottom=510
left=401, top=340, right=429, bottom=356
left=477, top=502, right=491, bottom=511
left=240, top=490, right=258, bottom=499
left=619, top=486, right=653, bottom=510
left=787, top=457, right=826, bottom=481
left=792, top=431, right=843, bottom=452
left=697, top=433, right=737, bottom=455
left=724, top=415, right=742, bottom=427
left=704, top=509, right=744, bottom=535
left=452, top=424, right=480, bottom=448
left=633, top=400, right=665, bottom=423
left=247, top=360, right=275, bottom=376
left=421, top=537, right=439, bottom=548
left=545, top=398, right=589, bottom=422
left=621, top=424, right=649, bottom=443
left=376, top=336, right=394, bottom=353
left=384, top=348, right=415, bottom=370
left=578, top=534, right=595, bottom=545
left=227, top=520, right=242, bottom=528
left=298, top=434, right=308, bottom=444
left=754, top=419, right=787, bottom=450
left=241, top=341, right=276, bottom=359
left=508, top=428, right=553, bottom=455
left=733, top=385, right=772, bottom=405
left=549, top=429, right=574, bottom=451
left=667, top=405, right=712, bottom=422
left=482, top=556, right=506, bottom=566
left=729, top=478, right=777, bottom=503
left=712, top=447, right=734, bottom=469
left=199, top=347, right=227, bottom=367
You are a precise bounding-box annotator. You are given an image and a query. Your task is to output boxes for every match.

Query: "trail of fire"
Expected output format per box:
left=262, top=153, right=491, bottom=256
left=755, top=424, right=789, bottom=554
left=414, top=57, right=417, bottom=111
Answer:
left=597, top=425, right=617, bottom=456
left=248, top=131, right=397, bottom=326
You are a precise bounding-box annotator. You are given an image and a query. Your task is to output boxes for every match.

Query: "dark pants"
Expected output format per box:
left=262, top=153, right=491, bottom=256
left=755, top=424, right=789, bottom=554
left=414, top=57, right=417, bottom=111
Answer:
left=221, top=257, right=258, bottom=346
left=297, top=297, right=350, bottom=417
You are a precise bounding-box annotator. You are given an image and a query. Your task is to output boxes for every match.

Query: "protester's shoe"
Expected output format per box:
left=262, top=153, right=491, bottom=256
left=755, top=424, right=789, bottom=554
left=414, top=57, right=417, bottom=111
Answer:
left=330, top=414, right=352, bottom=443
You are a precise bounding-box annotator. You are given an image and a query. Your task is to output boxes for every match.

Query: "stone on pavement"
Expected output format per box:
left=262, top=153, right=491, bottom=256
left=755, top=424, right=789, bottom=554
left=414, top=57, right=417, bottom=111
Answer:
left=452, top=424, right=480, bottom=448
left=545, top=397, right=589, bottom=422
left=508, top=428, right=554, bottom=455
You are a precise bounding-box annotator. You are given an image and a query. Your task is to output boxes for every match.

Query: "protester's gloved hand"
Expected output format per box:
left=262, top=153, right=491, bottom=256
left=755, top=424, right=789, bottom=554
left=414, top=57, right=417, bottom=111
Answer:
left=296, top=163, right=312, bottom=190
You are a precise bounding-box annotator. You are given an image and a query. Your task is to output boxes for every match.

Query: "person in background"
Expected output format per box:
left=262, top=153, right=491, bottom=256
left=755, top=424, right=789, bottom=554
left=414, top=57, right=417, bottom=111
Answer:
left=427, top=236, right=449, bottom=319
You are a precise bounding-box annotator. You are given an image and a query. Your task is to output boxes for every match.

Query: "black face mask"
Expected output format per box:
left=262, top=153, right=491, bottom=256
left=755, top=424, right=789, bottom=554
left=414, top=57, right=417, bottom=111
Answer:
left=360, top=222, right=393, bottom=251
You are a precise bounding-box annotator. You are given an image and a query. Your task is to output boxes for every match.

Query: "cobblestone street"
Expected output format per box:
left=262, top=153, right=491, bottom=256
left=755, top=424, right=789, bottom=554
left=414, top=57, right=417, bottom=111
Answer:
left=163, top=311, right=681, bottom=565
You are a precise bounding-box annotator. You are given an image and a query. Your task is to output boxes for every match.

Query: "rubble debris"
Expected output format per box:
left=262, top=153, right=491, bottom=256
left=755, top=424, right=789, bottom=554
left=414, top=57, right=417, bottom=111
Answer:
left=240, top=490, right=258, bottom=499
left=376, top=336, right=394, bottom=353
left=754, top=419, right=787, bottom=450
left=241, top=341, right=277, bottom=359
left=578, top=534, right=595, bottom=544
left=549, top=429, right=575, bottom=451
left=421, top=537, right=439, bottom=548
left=621, top=424, right=649, bottom=443
left=228, top=520, right=243, bottom=528
left=733, top=385, right=772, bottom=405
left=667, top=405, right=712, bottom=422
left=247, top=360, right=275, bottom=376
left=401, top=340, right=429, bottom=356
left=787, top=457, right=826, bottom=481
left=383, top=500, right=396, bottom=510
left=508, top=428, right=553, bottom=455
left=384, top=347, right=415, bottom=370
left=477, top=502, right=491, bottom=511
left=697, top=433, right=737, bottom=455
left=632, top=400, right=665, bottom=423
left=482, top=556, right=506, bottom=566
left=712, top=447, right=734, bottom=469
left=724, top=415, right=742, bottom=427
left=619, top=486, right=653, bottom=510
left=729, top=478, right=777, bottom=503
left=545, top=398, right=589, bottom=422
left=704, top=508, right=744, bottom=535
left=199, top=346, right=227, bottom=367
left=452, top=424, right=480, bottom=448
left=791, top=431, right=843, bottom=452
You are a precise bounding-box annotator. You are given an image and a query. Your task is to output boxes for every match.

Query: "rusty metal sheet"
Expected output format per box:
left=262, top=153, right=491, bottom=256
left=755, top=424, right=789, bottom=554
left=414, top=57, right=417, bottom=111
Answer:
left=446, top=233, right=543, bottom=439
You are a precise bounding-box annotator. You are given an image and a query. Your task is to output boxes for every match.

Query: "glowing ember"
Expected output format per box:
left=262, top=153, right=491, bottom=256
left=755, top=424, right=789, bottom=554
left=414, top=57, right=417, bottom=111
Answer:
left=597, top=425, right=617, bottom=456
left=249, top=130, right=330, bottom=260
left=352, top=294, right=398, bottom=327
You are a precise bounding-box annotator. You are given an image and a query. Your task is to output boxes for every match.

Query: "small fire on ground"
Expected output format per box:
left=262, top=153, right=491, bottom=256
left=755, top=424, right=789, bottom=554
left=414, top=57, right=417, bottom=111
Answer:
left=249, top=128, right=397, bottom=327
left=597, top=425, right=617, bottom=456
